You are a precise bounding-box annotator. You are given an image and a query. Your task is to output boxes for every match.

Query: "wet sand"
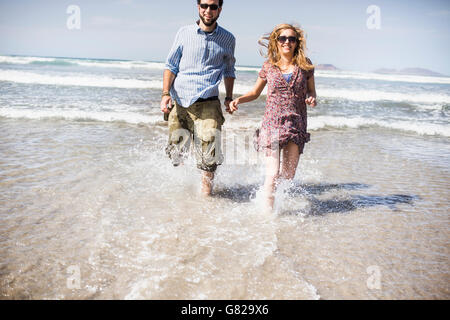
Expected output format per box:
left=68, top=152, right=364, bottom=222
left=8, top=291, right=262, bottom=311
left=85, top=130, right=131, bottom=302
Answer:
left=0, top=118, right=449, bottom=299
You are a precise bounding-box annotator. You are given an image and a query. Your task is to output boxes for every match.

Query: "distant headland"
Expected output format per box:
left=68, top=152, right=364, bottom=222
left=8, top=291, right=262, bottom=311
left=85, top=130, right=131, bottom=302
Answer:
left=315, top=64, right=339, bottom=71
left=373, top=68, right=445, bottom=77
left=313, top=64, right=447, bottom=77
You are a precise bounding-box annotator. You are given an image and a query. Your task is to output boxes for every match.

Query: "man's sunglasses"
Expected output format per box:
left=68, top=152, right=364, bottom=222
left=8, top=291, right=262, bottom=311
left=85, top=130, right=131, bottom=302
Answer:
left=277, top=36, right=298, bottom=43
left=199, top=3, right=220, bottom=10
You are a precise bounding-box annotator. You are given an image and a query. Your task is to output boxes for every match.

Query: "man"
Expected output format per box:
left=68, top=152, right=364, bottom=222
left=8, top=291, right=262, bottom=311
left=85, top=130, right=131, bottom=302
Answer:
left=161, top=0, right=236, bottom=196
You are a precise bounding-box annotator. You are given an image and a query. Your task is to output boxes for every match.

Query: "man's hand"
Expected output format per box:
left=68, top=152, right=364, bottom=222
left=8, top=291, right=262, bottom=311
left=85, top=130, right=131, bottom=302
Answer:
left=161, top=95, right=172, bottom=114
left=224, top=99, right=233, bottom=114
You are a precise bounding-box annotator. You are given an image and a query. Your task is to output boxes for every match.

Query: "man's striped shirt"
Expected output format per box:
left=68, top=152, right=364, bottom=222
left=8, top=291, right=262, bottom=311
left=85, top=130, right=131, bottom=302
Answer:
left=165, top=23, right=236, bottom=107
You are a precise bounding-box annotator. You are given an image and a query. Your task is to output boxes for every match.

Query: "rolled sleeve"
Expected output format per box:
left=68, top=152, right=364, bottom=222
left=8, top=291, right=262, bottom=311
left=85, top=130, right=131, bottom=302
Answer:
left=223, top=38, right=236, bottom=79
left=165, top=29, right=183, bottom=75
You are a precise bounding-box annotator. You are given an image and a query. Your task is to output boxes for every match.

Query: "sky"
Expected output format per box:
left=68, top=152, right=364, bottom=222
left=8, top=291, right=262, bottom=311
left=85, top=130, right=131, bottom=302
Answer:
left=0, top=0, right=449, bottom=74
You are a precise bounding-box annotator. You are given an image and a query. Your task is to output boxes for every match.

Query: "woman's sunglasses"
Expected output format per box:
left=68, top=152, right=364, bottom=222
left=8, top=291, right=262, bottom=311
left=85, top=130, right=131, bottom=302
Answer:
left=199, top=4, right=219, bottom=10
left=277, top=36, right=298, bottom=43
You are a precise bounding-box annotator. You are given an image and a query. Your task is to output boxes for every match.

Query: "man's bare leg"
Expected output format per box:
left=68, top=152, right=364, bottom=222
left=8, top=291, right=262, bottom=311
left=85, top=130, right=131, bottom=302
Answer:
left=201, top=171, right=214, bottom=196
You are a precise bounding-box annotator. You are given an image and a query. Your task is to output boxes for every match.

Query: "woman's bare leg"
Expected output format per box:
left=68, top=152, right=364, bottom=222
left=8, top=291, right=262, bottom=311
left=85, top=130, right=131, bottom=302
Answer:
left=263, top=149, right=281, bottom=211
left=280, top=142, right=301, bottom=181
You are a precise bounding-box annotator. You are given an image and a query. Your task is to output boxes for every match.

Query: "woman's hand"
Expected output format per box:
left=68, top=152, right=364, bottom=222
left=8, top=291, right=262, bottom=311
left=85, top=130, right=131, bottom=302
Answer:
left=227, top=99, right=239, bottom=114
left=305, top=96, right=317, bottom=107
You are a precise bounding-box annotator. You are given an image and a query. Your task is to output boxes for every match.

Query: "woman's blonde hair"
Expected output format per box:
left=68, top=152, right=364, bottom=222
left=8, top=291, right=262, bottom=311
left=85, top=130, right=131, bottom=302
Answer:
left=258, top=23, right=314, bottom=71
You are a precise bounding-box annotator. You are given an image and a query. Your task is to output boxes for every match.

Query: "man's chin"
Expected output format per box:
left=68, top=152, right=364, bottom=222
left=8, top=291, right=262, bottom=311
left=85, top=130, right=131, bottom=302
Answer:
left=200, top=15, right=218, bottom=27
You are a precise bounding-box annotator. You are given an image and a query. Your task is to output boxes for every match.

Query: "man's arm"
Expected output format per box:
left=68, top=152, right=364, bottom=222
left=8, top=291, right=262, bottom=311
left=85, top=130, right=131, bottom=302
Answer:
left=223, top=36, right=236, bottom=112
left=224, top=76, right=235, bottom=112
left=161, top=28, right=183, bottom=113
left=161, top=69, right=177, bottom=113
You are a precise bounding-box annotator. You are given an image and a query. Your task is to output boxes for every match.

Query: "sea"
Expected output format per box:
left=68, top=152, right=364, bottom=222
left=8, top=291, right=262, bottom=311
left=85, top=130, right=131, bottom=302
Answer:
left=0, top=55, right=449, bottom=299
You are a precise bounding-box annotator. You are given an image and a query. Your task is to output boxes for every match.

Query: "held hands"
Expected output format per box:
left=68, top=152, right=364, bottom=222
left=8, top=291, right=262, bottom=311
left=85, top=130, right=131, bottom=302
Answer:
left=305, top=96, right=317, bottom=107
left=224, top=98, right=232, bottom=114
left=226, top=99, right=239, bottom=114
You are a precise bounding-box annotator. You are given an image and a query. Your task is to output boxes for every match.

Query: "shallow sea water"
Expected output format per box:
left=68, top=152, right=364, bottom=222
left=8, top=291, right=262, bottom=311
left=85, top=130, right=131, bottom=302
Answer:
left=1, top=118, right=448, bottom=299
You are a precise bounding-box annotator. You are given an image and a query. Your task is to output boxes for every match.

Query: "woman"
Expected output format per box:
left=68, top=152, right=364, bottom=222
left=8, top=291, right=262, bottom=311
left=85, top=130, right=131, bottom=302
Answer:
left=227, top=23, right=317, bottom=211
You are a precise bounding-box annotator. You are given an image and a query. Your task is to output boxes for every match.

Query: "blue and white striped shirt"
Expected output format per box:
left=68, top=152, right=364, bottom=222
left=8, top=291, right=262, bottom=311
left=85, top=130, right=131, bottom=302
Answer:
left=165, top=23, right=236, bottom=107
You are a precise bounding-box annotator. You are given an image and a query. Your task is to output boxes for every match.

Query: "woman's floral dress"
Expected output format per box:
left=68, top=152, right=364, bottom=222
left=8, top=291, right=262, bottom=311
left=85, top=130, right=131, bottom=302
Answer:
left=256, top=59, right=314, bottom=155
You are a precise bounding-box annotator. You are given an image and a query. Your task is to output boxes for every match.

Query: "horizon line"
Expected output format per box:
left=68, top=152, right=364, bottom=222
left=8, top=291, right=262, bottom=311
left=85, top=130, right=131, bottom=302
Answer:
left=1, top=53, right=448, bottom=77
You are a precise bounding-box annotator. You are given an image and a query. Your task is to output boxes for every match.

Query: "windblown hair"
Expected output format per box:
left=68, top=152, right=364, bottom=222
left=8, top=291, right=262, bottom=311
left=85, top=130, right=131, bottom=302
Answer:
left=258, top=23, right=314, bottom=71
left=197, top=0, right=223, bottom=7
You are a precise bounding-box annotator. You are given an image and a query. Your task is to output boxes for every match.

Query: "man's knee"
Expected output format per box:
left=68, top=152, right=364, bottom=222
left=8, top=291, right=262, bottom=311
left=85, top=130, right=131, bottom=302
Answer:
left=169, top=127, right=191, bottom=144
left=195, top=121, right=221, bottom=142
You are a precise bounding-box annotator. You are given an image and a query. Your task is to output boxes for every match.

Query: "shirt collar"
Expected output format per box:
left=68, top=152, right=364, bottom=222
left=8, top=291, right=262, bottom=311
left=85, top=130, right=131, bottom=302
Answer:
left=195, top=20, right=219, bottom=35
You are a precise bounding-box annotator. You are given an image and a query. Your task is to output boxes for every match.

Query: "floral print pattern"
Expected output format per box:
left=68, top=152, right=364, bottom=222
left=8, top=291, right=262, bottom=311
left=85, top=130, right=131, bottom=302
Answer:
left=255, top=59, right=314, bottom=155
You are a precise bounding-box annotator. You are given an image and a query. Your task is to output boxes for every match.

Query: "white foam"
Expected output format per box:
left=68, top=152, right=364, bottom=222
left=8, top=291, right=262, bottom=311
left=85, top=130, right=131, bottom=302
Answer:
left=74, top=60, right=166, bottom=70
left=2, top=106, right=447, bottom=137
left=315, top=70, right=450, bottom=85
left=309, top=115, right=450, bottom=137
left=0, top=55, right=260, bottom=72
left=318, top=88, right=450, bottom=104
left=0, top=56, right=55, bottom=65
left=1, top=69, right=449, bottom=105
left=236, top=66, right=260, bottom=72
left=0, top=107, right=161, bottom=124
left=2, top=55, right=449, bottom=85
left=225, top=83, right=450, bottom=105
left=0, top=55, right=163, bottom=70
left=0, top=70, right=159, bottom=89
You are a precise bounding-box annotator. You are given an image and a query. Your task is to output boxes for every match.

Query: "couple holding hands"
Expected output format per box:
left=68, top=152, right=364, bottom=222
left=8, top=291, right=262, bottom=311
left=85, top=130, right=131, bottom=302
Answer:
left=160, top=0, right=317, bottom=211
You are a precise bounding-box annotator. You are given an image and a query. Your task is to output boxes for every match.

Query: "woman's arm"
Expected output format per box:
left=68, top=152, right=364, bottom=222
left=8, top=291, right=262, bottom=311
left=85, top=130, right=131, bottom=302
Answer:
left=227, top=77, right=267, bottom=113
left=305, top=75, right=317, bottom=107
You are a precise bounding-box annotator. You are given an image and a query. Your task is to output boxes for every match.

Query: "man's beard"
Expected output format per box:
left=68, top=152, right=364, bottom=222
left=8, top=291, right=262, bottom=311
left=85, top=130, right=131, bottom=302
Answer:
left=199, top=13, right=219, bottom=27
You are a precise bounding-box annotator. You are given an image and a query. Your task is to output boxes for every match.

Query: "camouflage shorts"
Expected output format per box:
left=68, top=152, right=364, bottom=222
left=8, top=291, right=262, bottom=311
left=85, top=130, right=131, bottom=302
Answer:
left=165, top=99, right=225, bottom=172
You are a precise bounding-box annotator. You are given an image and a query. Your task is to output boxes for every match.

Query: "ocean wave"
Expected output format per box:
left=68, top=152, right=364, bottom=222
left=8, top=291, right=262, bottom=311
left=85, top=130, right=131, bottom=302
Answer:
left=2, top=70, right=449, bottom=105
left=222, top=115, right=450, bottom=137
left=0, top=56, right=56, bottom=65
left=317, top=88, right=450, bottom=104
left=0, top=55, right=162, bottom=70
left=75, top=60, right=166, bottom=70
left=1, top=106, right=448, bottom=137
left=232, top=83, right=450, bottom=105
left=0, top=107, right=161, bottom=124
left=3, top=55, right=449, bottom=85
left=308, top=116, right=450, bottom=137
left=236, top=67, right=450, bottom=84
left=0, top=70, right=157, bottom=89
left=0, top=55, right=259, bottom=72
left=315, top=70, right=450, bottom=84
